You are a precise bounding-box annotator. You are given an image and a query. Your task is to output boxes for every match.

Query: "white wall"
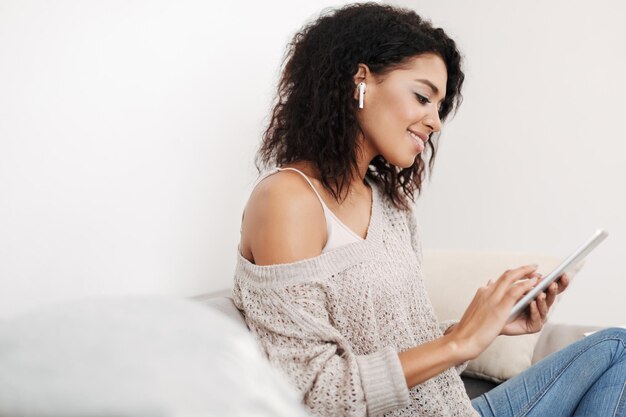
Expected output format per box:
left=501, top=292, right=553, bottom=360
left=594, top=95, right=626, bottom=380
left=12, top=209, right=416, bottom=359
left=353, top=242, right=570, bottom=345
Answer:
left=1, top=1, right=624, bottom=326
left=394, top=0, right=626, bottom=326
left=0, top=0, right=353, bottom=318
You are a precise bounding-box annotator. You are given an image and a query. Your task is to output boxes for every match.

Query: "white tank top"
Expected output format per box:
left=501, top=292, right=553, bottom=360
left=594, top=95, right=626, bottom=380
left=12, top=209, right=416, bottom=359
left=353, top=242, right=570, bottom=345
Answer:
left=246, top=166, right=364, bottom=253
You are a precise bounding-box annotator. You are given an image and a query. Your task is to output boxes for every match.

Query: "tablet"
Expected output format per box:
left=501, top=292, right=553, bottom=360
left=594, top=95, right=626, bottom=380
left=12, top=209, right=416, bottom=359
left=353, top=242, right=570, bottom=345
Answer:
left=508, top=229, right=608, bottom=322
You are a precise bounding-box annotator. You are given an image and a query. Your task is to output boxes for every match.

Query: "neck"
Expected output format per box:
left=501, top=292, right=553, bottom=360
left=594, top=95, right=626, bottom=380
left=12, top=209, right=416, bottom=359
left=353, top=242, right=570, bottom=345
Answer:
left=284, top=137, right=377, bottom=192
left=355, top=134, right=377, bottom=184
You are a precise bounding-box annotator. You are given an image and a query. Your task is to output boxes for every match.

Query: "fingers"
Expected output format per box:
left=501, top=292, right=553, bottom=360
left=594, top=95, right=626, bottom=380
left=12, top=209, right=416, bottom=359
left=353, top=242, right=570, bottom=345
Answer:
left=544, top=280, right=558, bottom=307
left=541, top=272, right=570, bottom=308
left=526, top=300, right=544, bottom=333
left=529, top=299, right=541, bottom=324
left=507, top=276, right=539, bottom=302
left=493, top=264, right=539, bottom=299
left=536, top=292, right=549, bottom=318
left=557, top=273, right=570, bottom=293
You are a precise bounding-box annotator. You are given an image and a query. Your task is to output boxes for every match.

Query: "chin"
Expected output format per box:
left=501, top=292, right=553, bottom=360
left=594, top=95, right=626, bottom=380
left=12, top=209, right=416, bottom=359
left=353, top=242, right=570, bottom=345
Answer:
left=385, top=153, right=419, bottom=170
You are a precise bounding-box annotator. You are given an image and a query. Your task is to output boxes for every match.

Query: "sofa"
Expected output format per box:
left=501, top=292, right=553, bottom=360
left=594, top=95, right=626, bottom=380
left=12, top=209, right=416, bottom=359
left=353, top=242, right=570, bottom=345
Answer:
left=0, top=250, right=604, bottom=416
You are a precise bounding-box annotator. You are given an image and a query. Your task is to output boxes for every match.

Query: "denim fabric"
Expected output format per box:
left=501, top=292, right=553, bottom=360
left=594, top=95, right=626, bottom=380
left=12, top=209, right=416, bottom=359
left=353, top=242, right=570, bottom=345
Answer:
left=472, top=327, right=626, bottom=417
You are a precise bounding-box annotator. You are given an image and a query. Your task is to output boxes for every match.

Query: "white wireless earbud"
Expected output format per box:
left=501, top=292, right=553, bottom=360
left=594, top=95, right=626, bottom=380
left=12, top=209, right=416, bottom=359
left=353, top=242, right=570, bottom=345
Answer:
left=358, top=82, right=366, bottom=109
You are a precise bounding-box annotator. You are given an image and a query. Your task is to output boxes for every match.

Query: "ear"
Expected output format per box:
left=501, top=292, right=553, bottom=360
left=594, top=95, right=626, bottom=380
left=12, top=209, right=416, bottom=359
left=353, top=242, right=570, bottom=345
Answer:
left=352, top=63, right=370, bottom=100
left=353, top=63, right=369, bottom=84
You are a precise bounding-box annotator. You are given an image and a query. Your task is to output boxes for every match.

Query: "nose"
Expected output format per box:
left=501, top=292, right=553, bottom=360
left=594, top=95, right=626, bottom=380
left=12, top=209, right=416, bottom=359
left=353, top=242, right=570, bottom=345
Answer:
left=423, top=108, right=442, bottom=134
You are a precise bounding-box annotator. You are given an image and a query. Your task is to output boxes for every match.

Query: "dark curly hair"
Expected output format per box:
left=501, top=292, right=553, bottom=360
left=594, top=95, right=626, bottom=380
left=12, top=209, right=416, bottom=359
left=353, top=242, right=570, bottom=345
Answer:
left=255, top=2, right=464, bottom=210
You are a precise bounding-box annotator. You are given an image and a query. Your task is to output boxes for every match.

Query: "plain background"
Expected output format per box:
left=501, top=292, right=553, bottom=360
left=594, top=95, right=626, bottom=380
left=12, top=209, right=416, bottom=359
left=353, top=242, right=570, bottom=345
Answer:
left=1, top=0, right=624, bottom=325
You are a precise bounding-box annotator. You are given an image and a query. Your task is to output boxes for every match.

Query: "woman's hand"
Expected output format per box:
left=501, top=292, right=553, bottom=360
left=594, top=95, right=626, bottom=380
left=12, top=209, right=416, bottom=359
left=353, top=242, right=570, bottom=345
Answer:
left=446, top=265, right=543, bottom=361
left=399, top=266, right=570, bottom=389
left=500, top=273, right=570, bottom=336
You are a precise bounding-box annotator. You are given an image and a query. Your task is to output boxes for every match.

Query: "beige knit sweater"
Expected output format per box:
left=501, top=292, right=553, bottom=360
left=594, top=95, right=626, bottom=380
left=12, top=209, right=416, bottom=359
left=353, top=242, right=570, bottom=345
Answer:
left=232, top=178, right=479, bottom=417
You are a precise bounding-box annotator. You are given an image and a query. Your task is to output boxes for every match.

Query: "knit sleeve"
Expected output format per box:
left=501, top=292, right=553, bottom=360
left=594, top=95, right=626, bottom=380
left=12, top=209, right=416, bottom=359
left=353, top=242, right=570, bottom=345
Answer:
left=439, top=319, right=457, bottom=336
left=233, top=280, right=410, bottom=417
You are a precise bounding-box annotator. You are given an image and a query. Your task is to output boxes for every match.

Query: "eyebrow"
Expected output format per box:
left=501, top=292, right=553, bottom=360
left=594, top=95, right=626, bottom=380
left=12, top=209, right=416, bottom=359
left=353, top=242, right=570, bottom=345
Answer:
left=414, top=79, right=440, bottom=96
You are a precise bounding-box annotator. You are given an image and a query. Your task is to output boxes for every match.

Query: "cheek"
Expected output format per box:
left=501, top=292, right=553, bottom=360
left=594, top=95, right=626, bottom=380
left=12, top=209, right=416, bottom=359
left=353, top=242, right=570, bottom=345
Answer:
left=402, top=104, right=421, bottom=123
left=388, top=95, right=420, bottom=125
left=375, top=95, right=416, bottom=127
left=359, top=91, right=419, bottom=142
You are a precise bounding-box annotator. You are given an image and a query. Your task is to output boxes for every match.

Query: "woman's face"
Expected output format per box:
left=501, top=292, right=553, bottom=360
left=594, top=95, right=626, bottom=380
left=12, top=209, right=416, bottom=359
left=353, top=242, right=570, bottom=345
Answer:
left=355, top=53, right=447, bottom=169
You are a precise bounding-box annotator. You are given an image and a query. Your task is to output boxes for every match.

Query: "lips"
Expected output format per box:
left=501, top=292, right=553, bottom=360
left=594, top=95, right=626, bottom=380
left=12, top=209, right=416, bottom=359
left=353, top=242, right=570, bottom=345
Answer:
left=407, top=130, right=425, bottom=152
left=407, top=129, right=429, bottom=143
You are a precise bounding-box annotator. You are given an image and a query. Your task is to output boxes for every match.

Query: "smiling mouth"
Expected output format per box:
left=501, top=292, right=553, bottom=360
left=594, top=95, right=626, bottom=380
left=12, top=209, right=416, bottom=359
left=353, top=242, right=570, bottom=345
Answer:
left=407, top=130, right=427, bottom=143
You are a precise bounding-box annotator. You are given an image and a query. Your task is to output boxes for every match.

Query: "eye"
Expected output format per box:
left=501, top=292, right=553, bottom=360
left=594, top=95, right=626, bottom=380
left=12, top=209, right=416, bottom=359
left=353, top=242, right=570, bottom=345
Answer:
left=414, top=93, right=431, bottom=105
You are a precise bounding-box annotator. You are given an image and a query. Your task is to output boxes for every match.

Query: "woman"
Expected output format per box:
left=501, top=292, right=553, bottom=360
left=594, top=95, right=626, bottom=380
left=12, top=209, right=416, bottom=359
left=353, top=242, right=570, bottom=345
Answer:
left=233, top=3, right=626, bottom=416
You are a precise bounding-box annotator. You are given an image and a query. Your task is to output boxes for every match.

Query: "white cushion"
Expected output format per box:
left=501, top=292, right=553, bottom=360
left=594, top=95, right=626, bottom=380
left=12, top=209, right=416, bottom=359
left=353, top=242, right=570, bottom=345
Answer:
left=0, top=296, right=308, bottom=417
left=422, top=250, right=581, bottom=383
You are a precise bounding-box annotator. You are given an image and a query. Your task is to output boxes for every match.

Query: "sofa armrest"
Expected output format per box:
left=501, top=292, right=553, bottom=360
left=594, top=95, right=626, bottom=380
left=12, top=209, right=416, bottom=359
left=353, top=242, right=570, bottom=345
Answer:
left=532, top=322, right=604, bottom=364
left=191, top=290, right=248, bottom=329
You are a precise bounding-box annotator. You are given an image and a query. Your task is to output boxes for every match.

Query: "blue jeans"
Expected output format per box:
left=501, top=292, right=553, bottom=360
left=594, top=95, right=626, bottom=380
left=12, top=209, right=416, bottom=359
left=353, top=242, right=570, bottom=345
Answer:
left=472, top=327, right=626, bottom=417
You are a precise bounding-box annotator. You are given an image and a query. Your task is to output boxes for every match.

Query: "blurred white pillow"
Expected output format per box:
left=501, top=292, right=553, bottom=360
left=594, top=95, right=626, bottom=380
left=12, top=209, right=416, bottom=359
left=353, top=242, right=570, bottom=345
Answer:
left=0, top=296, right=309, bottom=417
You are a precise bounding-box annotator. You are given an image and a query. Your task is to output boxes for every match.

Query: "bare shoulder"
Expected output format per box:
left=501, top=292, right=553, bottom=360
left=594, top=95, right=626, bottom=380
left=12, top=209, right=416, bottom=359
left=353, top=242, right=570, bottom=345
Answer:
left=240, top=171, right=327, bottom=266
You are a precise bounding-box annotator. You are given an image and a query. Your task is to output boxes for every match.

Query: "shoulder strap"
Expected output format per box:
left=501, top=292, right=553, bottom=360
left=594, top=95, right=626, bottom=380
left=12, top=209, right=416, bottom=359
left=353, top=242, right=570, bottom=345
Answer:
left=250, top=167, right=281, bottom=190
left=240, top=166, right=330, bottom=233
left=276, top=167, right=329, bottom=211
